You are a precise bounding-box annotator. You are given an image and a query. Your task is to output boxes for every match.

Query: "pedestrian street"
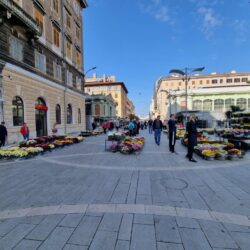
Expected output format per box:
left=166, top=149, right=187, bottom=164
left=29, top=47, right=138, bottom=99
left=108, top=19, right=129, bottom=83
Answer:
left=0, top=130, right=250, bottom=249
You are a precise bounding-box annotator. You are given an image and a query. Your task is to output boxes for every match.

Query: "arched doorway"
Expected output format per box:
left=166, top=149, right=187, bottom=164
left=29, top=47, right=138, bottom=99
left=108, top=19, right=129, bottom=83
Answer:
left=35, top=97, right=48, bottom=137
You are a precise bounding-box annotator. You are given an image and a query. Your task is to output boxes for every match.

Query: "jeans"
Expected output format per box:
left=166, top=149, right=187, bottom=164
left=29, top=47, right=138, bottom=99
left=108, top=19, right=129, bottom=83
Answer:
left=23, top=134, right=29, bottom=141
left=149, top=125, right=153, bottom=134
left=154, top=129, right=161, bottom=145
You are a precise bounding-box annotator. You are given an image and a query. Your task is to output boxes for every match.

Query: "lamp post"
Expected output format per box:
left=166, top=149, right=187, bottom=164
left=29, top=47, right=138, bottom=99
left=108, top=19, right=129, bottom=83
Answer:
left=84, top=66, right=97, bottom=79
left=169, top=67, right=205, bottom=124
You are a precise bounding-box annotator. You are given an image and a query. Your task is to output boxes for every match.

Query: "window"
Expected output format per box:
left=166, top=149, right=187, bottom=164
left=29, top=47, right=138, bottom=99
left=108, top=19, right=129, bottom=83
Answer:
left=76, top=76, right=82, bottom=90
left=53, top=26, right=60, bottom=47
left=237, top=98, right=247, bottom=110
left=56, top=104, right=61, bottom=124
left=66, top=40, right=72, bottom=60
left=226, top=78, right=233, bottom=83
left=200, top=80, right=203, bottom=85
left=214, top=99, right=224, bottom=111
left=95, top=104, right=100, bottom=116
left=225, top=99, right=235, bottom=111
left=53, top=0, right=59, bottom=13
left=12, top=96, right=24, bottom=126
left=220, top=79, right=223, bottom=83
left=203, top=99, right=212, bottom=111
left=76, top=26, right=80, bottom=40
left=234, top=78, right=240, bottom=83
left=35, top=50, right=46, bottom=72
left=78, top=108, right=81, bottom=124
left=212, top=79, right=218, bottom=84
left=242, top=78, right=248, bottom=82
left=76, top=51, right=81, bottom=66
left=34, top=8, right=44, bottom=34
left=67, top=104, right=72, bottom=124
left=193, top=100, right=202, bottom=110
left=192, top=81, right=195, bottom=85
left=65, top=9, right=71, bottom=28
left=53, top=62, right=62, bottom=80
left=66, top=70, right=73, bottom=86
left=9, top=36, right=23, bottom=61
left=206, top=80, right=210, bottom=84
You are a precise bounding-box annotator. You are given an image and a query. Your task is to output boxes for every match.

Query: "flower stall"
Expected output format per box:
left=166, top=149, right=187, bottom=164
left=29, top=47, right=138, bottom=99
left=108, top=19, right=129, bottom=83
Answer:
left=109, top=137, right=145, bottom=155
left=0, top=135, right=84, bottom=160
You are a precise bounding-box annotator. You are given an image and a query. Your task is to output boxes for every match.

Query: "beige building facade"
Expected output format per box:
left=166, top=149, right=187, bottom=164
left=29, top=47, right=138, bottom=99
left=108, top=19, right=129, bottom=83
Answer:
left=85, top=74, right=133, bottom=118
left=151, top=71, right=250, bottom=120
left=0, top=0, right=87, bottom=143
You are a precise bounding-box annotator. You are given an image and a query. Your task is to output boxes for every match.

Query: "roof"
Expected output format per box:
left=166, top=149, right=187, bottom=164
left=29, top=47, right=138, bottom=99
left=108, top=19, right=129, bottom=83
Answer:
left=85, top=81, right=128, bottom=94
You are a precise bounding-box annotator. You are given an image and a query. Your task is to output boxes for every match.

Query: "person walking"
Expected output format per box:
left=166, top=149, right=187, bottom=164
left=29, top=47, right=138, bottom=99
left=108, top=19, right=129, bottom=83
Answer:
left=153, top=115, right=163, bottom=146
left=128, top=120, right=135, bottom=137
left=0, top=122, right=8, bottom=147
left=20, top=122, right=29, bottom=141
left=168, top=114, right=177, bottom=153
left=102, top=121, right=107, bottom=134
left=148, top=119, right=153, bottom=134
left=186, top=115, right=198, bottom=162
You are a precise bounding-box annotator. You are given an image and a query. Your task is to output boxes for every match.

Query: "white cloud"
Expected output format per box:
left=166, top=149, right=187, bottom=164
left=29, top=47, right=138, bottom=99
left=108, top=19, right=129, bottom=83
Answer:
left=197, top=7, right=222, bottom=39
left=232, top=19, right=249, bottom=44
left=139, top=0, right=173, bottom=24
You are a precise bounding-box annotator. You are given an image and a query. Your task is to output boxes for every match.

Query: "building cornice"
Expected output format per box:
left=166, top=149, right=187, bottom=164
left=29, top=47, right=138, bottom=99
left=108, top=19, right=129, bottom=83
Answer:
left=85, top=81, right=128, bottom=94
left=4, top=63, right=85, bottom=99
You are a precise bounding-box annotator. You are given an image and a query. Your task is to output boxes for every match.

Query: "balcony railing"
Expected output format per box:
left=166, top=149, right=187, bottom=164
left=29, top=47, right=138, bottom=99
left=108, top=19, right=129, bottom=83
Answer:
left=0, top=0, right=41, bottom=36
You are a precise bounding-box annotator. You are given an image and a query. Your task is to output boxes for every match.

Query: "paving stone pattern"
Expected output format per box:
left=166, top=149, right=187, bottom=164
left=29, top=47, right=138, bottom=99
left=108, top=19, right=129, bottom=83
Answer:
left=0, top=130, right=250, bottom=249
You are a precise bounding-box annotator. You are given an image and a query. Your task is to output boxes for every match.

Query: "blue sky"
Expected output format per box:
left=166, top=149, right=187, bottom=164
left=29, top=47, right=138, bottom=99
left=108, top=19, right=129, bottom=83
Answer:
left=83, top=0, right=250, bottom=116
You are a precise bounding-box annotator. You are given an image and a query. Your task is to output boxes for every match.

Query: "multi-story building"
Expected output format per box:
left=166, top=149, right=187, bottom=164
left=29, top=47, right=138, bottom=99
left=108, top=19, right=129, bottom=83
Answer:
left=125, top=98, right=135, bottom=117
left=0, top=0, right=87, bottom=143
left=152, top=71, right=250, bottom=120
left=85, top=94, right=117, bottom=129
left=85, top=74, right=131, bottom=118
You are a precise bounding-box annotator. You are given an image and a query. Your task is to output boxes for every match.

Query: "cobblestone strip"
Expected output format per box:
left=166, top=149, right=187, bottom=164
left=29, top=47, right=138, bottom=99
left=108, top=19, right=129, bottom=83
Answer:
left=40, top=157, right=249, bottom=172
left=0, top=204, right=249, bottom=227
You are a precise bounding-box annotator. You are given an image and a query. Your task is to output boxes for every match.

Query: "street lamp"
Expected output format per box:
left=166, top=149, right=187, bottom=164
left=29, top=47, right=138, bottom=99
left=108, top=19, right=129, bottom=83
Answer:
left=169, top=67, right=205, bottom=124
left=84, top=66, right=97, bottom=78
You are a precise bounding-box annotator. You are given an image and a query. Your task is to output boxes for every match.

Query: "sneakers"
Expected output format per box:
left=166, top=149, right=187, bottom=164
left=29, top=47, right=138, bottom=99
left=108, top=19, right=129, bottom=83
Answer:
left=189, top=158, right=197, bottom=162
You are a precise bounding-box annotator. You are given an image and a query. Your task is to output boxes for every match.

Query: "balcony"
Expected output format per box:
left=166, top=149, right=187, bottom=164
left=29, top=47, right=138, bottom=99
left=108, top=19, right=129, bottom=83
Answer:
left=0, top=0, right=41, bottom=36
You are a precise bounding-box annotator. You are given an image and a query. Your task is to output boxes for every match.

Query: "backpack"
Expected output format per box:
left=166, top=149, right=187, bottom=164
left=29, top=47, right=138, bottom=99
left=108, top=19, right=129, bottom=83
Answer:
left=128, top=122, right=134, bottom=130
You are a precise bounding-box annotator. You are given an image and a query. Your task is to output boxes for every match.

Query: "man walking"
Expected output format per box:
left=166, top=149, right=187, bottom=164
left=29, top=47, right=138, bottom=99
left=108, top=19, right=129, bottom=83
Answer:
left=168, top=114, right=177, bottom=153
left=153, top=115, right=163, bottom=145
left=148, top=119, right=153, bottom=134
left=186, top=115, right=198, bottom=162
left=0, top=122, right=8, bottom=147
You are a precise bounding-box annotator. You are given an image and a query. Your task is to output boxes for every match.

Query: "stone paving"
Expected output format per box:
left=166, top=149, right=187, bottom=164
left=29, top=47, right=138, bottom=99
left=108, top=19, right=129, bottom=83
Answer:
left=0, top=130, right=250, bottom=249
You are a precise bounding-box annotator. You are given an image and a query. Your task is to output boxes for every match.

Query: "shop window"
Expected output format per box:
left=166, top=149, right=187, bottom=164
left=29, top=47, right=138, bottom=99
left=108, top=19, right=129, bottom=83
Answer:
left=35, top=50, right=46, bottom=73
left=34, top=7, right=44, bottom=34
left=67, top=104, right=73, bottom=124
left=225, top=98, right=235, bottom=111
left=78, top=108, right=81, bottom=124
left=203, top=99, right=212, bottom=111
left=237, top=98, right=247, bottom=110
left=53, top=0, right=59, bottom=13
left=9, top=36, right=23, bottom=61
left=214, top=99, right=224, bottom=111
left=12, top=96, right=24, bottom=126
left=66, top=39, right=72, bottom=60
left=53, top=26, right=60, bottom=48
left=193, top=100, right=202, bottom=110
left=56, top=104, right=61, bottom=124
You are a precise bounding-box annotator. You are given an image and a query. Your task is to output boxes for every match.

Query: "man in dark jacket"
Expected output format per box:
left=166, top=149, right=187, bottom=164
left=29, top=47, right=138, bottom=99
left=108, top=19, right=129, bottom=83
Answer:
left=153, top=115, right=163, bottom=145
left=186, top=115, right=198, bottom=162
left=168, top=114, right=177, bottom=153
left=0, top=122, right=8, bottom=147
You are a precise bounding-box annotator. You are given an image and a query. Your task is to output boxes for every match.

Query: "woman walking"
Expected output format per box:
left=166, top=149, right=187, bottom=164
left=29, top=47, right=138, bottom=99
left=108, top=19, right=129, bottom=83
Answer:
left=186, top=115, right=198, bottom=162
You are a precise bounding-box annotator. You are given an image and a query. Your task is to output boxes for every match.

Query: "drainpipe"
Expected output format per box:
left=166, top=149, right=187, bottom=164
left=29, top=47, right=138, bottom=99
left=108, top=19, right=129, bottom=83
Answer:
left=61, top=0, right=67, bottom=134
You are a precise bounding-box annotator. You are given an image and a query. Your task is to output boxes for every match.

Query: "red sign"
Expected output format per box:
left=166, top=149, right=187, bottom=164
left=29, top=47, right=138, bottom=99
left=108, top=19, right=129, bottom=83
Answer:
left=35, top=104, right=48, bottom=111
